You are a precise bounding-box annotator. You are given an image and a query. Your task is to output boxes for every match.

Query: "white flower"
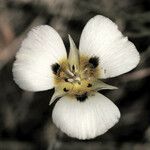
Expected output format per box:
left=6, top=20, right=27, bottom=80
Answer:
left=12, top=15, right=140, bottom=140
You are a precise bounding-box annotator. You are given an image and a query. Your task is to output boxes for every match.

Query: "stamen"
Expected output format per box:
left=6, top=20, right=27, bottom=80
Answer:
left=89, top=56, right=99, bottom=68
left=68, top=78, right=74, bottom=82
left=65, top=69, right=74, bottom=77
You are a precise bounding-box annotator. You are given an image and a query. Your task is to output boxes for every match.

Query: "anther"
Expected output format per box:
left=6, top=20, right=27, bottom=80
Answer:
left=89, top=56, right=99, bottom=68
left=51, top=63, right=60, bottom=74
left=68, top=78, right=74, bottom=82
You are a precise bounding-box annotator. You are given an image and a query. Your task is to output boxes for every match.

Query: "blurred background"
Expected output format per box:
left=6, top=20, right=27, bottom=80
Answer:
left=0, top=0, right=150, bottom=150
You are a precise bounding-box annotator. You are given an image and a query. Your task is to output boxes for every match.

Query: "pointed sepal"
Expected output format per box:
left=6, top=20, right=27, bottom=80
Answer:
left=92, top=79, right=118, bottom=91
left=68, top=35, right=80, bottom=73
left=49, top=88, right=66, bottom=105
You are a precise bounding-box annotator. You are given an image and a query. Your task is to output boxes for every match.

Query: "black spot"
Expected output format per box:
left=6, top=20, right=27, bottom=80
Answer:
left=64, top=78, right=69, bottom=82
left=51, top=63, right=60, bottom=74
left=72, top=65, right=75, bottom=71
left=76, top=93, right=88, bottom=102
left=78, top=82, right=81, bottom=85
left=63, top=88, right=69, bottom=92
left=87, top=83, right=92, bottom=87
left=89, top=57, right=99, bottom=68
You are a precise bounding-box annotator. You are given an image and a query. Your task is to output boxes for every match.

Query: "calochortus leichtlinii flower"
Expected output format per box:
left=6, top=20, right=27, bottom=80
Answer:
left=13, top=15, right=140, bottom=139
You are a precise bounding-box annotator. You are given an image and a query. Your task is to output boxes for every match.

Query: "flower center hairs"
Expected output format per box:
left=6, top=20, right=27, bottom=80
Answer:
left=50, top=35, right=116, bottom=104
left=52, top=55, right=99, bottom=101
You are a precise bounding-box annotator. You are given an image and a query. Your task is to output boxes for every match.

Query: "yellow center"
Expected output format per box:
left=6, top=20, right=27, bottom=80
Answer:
left=53, top=55, right=100, bottom=98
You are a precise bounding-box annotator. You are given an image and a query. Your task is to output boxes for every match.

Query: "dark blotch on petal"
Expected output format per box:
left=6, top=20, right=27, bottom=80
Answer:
left=51, top=63, right=60, bottom=74
left=87, top=83, right=92, bottom=87
left=76, top=93, right=88, bottom=102
left=64, top=78, right=69, bottom=82
left=63, top=88, right=69, bottom=92
left=72, top=65, right=75, bottom=71
left=89, top=56, right=99, bottom=68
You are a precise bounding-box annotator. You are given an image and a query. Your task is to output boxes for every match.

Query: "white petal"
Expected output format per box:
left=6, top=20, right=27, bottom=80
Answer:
left=13, top=25, right=67, bottom=91
left=52, top=93, right=120, bottom=140
left=79, top=15, right=140, bottom=78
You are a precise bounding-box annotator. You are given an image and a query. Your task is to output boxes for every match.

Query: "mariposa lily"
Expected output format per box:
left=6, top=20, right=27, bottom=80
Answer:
left=13, top=15, right=140, bottom=139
